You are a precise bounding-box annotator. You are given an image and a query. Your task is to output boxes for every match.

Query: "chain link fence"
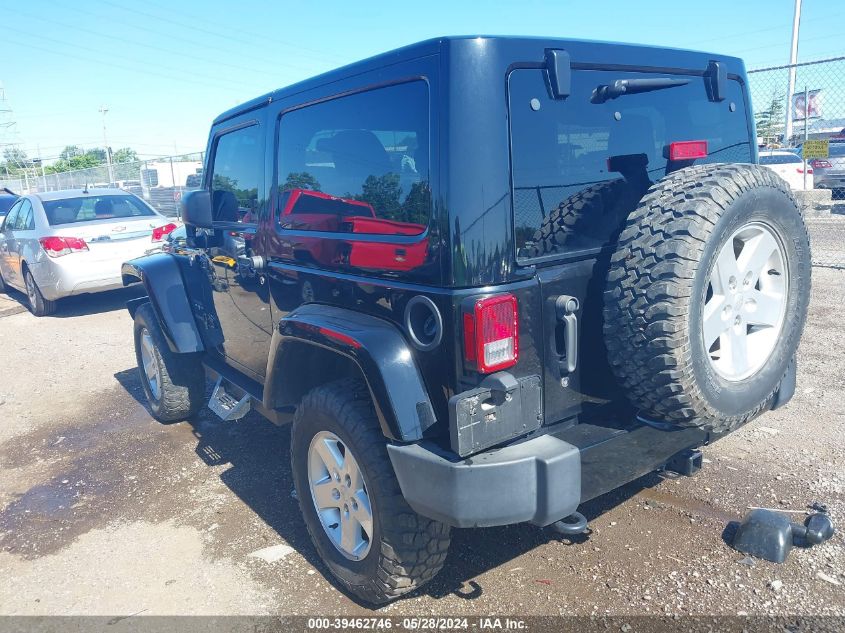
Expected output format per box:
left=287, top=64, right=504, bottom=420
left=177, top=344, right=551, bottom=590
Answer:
left=5, top=152, right=205, bottom=217
left=748, top=57, right=845, bottom=268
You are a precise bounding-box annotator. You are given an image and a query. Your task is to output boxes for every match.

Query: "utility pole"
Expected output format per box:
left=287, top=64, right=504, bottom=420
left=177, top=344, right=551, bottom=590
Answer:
left=99, top=105, right=115, bottom=185
left=784, top=0, right=802, bottom=146
left=36, top=143, right=47, bottom=191
left=803, top=85, right=809, bottom=190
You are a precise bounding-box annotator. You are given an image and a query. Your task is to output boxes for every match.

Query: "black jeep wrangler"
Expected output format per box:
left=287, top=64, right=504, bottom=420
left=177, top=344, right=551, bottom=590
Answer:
left=123, top=36, right=811, bottom=604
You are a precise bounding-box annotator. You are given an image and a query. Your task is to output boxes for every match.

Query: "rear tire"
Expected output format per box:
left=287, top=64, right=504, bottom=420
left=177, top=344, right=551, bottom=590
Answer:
left=24, top=268, right=57, bottom=317
left=604, top=164, right=811, bottom=433
left=291, top=378, right=451, bottom=604
left=133, top=302, right=205, bottom=422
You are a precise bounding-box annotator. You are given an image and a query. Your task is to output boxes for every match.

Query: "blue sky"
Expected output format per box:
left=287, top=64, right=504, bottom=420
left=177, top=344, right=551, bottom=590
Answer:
left=1, top=0, right=842, bottom=162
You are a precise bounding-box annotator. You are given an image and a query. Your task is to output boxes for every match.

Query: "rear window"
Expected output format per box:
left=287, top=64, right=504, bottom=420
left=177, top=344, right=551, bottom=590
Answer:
left=43, top=195, right=156, bottom=226
left=760, top=153, right=802, bottom=165
left=830, top=142, right=845, bottom=157
left=277, top=80, right=430, bottom=234
left=509, top=68, right=752, bottom=258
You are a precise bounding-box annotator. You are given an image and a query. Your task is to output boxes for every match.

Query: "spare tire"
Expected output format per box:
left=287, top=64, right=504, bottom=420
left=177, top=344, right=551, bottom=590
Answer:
left=524, top=179, right=645, bottom=258
left=604, top=164, right=811, bottom=433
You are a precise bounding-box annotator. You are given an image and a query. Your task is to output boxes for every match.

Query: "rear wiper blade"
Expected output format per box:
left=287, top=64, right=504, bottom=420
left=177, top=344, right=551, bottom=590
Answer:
left=591, top=78, right=690, bottom=104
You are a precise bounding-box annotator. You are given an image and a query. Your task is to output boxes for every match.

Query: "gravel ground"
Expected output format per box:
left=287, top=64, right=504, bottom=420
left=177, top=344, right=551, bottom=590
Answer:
left=0, top=270, right=843, bottom=618
left=806, top=210, right=845, bottom=267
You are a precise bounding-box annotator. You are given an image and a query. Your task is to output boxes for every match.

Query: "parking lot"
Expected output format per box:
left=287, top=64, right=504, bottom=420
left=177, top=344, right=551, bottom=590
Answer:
left=0, top=258, right=841, bottom=618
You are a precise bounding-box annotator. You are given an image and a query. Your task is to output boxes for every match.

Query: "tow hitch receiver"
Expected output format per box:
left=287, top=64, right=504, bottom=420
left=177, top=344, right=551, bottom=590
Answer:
left=664, top=449, right=703, bottom=476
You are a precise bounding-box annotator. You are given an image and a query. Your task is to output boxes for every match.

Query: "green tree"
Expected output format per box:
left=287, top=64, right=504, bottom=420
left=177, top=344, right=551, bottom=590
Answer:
left=113, top=147, right=139, bottom=164
left=212, top=174, right=257, bottom=212
left=281, top=171, right=321, bottom=192
left=403, top=180, right=431, bottom=225
left=45, top=151, right=103, bottom=174
left=3, top=147, right=30, bottom=168
left=755, top=92, right=785, bottom=147
left=354, top=173, right=402, bottom=219
left=59, top=145, right=84, bottom=160
left=86, top=148, right=107, bottom=162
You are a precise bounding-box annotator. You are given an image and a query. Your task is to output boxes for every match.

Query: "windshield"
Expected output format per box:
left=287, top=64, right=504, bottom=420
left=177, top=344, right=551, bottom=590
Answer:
left=43, top=195, right=156, bottom=226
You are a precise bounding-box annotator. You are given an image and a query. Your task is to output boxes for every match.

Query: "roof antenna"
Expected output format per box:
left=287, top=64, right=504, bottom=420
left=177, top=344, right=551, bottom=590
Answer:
left=83, top=182, right=89, bottom=194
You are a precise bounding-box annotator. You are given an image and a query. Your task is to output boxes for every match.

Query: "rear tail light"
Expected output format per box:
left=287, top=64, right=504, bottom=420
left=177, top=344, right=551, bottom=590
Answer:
left=39, top=236, right=88, bottom=257
left=810, top=159, right=832, bottom=169
left=463, top=293, right=519, bottom=373
left=796, top=167, right=814, bottom=174
left=668, top=140, right=708, bottom=161
left=151, top=223, right=177, bottom=242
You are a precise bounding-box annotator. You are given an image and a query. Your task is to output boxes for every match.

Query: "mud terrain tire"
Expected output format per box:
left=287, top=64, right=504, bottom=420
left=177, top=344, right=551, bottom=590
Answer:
left=525, top=179, right=645, bottom=257
left=133, top=302, right=206, bottom=422
left=604, top=164, right=811, bottom=433
left=291, top=378, right=451, bottom=604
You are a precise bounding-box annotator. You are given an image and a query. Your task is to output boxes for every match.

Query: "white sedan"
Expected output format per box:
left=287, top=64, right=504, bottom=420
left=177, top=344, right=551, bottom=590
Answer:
left=0, top=189, right=178, bottom=316
left=759, top=150, right=814, bottom=191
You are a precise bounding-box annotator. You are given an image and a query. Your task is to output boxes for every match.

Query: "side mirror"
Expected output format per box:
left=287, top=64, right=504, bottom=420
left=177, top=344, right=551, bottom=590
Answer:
left=181, top=190, right=213, bottom=228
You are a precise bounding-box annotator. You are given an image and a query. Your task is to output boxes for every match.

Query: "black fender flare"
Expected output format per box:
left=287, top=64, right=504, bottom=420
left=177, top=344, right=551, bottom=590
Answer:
left=267, top=304, right=437, bottom=442
left=122, top=253, right=204, bottom=354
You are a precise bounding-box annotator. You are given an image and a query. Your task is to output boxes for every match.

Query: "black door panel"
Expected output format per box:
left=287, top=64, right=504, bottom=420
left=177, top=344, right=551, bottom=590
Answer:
left=205, top=116, right=273, bottom=379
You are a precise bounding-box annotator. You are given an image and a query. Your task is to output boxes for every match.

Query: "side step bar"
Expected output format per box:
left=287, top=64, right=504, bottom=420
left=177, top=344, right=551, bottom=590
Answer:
left=201, top=356, right=295, bottom=426
left=208, top=376, right=251, bottom=421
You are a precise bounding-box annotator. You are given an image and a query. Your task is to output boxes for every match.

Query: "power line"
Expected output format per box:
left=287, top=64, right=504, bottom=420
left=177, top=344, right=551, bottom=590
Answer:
left=129, top=0, right=345, bottom=65
left=43, top=0, right=330, bottom=76
left=684, top=10, right=845, bottom=47
left=731, top=31, right=845, bottom=56
left=1, top=33, right=261, bottom=93
left=1, top=13, right=275, bottom=92
left=101, top=0, right=343, bottom=66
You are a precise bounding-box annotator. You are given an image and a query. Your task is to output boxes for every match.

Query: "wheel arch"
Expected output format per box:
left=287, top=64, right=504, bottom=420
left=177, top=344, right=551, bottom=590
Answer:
left=122, top=253, right=204, bottom=354
left=265, top=304, right=437, bottom=443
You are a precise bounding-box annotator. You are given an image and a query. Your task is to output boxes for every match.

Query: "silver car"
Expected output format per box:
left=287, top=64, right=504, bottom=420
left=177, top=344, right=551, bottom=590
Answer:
left=0, top=189, right=178, bottom=316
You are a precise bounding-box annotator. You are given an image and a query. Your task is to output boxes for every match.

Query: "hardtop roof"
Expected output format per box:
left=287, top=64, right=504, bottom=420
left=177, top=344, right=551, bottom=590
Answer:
left=213, top=35, right=746, bottom=124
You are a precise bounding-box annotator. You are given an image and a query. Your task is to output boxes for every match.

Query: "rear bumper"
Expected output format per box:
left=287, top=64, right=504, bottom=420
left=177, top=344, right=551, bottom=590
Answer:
left=387, top=434, right=581, bottom=528
left=30, top=259, right=125, bottom=300
left=387, top=419, right=720, bottom=529
left=815, top=175, right=845, bottom=189
left=30, top=250, right=151, bottom=300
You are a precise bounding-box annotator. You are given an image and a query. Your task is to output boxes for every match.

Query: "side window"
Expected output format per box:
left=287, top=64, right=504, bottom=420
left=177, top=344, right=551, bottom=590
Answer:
left=2, top=200, right=22, bottom=231
left=210, top=124, right=263, bottom=224
left=277, top=80, right=430, bottom=234
left=16, top=200, right=34, bottom=230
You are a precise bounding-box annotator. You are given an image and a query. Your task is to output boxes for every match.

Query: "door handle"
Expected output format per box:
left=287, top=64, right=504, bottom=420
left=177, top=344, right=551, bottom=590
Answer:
left=555, top=295, right=579, bottom=375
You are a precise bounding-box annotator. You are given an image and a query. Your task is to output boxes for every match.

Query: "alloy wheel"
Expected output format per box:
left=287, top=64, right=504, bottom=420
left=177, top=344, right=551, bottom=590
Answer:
left=702, top=222, right=788, bottom=381
left=307, top=430, right=373, bottom=560
left=139, top=328, right=162, bottom=400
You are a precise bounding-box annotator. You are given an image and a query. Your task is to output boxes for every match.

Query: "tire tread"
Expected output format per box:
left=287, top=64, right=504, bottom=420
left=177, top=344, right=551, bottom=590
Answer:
left=603, top=163, right=810, bottom=433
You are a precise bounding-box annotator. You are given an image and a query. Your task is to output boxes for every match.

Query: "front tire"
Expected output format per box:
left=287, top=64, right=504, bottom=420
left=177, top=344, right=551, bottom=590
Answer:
left=133, top=302, right=205, bottom=422
left=24, top=268, right=57, bottom=316
left=291, top=379, right=451, bottom=604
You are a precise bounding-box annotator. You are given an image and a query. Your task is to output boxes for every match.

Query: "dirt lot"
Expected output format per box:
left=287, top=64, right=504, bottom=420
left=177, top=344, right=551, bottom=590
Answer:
left=0, top=268, right=843, bottom=618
